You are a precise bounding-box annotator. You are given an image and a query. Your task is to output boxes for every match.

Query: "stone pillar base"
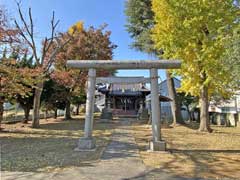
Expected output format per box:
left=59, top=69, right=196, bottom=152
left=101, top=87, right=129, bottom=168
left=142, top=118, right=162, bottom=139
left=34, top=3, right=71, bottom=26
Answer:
left=149, top=140, right=166, bottom=151
left=74, top=137, right=96, bottom=151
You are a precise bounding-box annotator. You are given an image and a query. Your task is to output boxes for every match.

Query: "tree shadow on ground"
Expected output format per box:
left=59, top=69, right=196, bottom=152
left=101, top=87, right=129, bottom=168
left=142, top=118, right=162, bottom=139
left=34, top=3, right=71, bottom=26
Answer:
left=0, top=135, right=107, bottom=172
left=140, top=148, right=240, bottom=179
left=169, top=149, right=240, bottom=153
left=131, top=118, right=240, bottom=179
left=182, top=121, right=200, bottom=130
left=0, top=118, right=139, bottom=172
left=126, top=168, right=205, bottom=180
left=127, top=148, right=240, bottom=179
left=37, top=118, right=124, bottom=131
left=0, top=117, right=119, bottom=172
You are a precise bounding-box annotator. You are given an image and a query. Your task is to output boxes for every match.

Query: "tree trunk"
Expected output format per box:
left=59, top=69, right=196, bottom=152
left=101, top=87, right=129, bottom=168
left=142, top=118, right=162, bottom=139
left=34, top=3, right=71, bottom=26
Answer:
left=166, top=71, right=184, bottom=126
left=22, top=106, right=30, bottom=123
left=186, top=105, right=192, bottom=122
left=64, top=99, right=72, bottom=120
left=54, top=109, right=57, bottom=119
left=0, top=98, right=4, bottom=130
left=44, top=110, right=48, bottom=120
left=198, top=85, right=212, bottom=132
left=32, top=82, right=43, bottom=128
left=76, top=104, right=80, bottom=115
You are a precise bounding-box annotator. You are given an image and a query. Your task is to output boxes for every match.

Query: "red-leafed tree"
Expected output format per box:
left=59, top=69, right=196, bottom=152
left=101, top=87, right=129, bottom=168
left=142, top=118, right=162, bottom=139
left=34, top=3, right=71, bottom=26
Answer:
left=0, top=50, right=38, bottom=129
left=0, top=6, right=32, bottom=129
left=51, top=22, right=116, bottom=119
left=0, top=5, right=19, bottom=48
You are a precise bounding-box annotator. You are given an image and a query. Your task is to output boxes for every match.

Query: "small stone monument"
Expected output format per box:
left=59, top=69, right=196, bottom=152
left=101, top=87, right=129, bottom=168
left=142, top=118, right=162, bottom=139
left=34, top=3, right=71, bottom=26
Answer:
left=100, top=108, right=113, bottom=121
left=137, top=101, right=149, bottom=121
left=100, top=99, right=112, bottom=122
left=139, top=108, right=149, bottom=121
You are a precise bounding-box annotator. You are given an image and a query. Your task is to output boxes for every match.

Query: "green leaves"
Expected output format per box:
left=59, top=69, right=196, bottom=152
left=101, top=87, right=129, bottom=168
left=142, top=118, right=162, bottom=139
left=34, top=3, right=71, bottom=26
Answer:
left=125, top=0, right=156, bottom=54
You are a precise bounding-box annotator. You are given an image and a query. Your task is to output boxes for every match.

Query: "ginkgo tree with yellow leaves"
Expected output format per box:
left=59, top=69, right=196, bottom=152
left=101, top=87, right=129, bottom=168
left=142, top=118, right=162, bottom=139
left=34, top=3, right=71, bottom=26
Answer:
left=152, top=0, right=239, bottom=132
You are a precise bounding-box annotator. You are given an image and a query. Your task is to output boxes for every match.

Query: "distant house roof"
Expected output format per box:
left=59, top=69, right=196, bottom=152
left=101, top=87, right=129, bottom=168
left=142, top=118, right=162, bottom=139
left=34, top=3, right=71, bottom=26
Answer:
left=158, top=77, right=181, bottom=88
left=158, top=77, right=181, bottom=97
left=146, top=94, right=172, bottom=102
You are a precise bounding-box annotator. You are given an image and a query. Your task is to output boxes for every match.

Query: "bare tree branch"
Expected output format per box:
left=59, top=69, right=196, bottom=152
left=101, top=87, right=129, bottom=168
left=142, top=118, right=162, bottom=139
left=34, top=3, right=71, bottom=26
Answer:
left=15, top=3, right=39, bottom=65
left=14, top=20, right=33, bottom=48
left=14, top=2, right=72, bottom=75
left=44, top=35, right=72, bottom=73
left=41, top=11, right=60, bottom=64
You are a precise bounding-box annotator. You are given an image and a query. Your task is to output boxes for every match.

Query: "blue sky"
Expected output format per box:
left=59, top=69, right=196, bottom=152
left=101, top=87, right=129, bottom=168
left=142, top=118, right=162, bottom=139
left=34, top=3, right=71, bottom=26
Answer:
left=1, top=0, right=166, bottom=79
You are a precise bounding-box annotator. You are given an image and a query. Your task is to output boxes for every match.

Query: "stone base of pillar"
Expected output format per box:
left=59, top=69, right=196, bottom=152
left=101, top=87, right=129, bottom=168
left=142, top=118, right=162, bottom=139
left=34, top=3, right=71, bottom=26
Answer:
left=149, top=140, right=166, bottom=151
left=74, top=137, right=96, bottom=151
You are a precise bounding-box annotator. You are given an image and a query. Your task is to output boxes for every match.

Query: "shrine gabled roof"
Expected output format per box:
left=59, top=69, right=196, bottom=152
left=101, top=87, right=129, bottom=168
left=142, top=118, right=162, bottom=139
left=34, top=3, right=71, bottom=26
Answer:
left=109, top=91, right=142, bottom=96
left=96, top=76, right=150, bottom=84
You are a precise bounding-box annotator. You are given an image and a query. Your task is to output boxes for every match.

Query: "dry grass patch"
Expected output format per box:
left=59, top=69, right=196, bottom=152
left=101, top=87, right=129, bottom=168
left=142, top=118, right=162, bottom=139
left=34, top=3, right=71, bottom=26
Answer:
left=132, top=122, right=240, bottom=179
left=0, top=115, right=114, bottom=172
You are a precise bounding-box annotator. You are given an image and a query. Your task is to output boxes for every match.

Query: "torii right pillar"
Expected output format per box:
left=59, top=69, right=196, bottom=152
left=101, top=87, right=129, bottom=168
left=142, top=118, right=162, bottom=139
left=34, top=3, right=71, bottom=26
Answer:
left=150, top=68, right=166, bottom=151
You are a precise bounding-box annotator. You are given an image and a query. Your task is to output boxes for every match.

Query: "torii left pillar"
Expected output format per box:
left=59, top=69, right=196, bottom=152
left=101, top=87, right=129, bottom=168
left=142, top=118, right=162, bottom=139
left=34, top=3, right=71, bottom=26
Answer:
left=75, top=68, right=96, bottom=151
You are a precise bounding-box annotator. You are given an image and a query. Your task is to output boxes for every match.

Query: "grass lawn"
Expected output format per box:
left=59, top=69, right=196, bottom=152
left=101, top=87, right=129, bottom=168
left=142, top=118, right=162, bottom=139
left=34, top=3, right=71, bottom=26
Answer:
left=0, top=114, right=115, bottom=172
left=132, top=122, right=240, bottom=179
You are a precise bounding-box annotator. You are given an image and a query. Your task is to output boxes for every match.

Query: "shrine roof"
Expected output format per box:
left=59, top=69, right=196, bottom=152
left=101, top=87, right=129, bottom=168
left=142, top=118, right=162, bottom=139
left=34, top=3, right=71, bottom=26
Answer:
left=96, top=76, right=150, bottom=84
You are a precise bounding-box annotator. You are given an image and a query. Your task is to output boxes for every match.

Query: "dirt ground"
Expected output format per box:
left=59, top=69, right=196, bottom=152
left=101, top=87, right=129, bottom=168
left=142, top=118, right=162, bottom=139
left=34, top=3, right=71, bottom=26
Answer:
left=1, top=117, right=240, bottom=179
left=132, top=122, right=240, bottom=179
left=0, top=115, right=115, bottom=172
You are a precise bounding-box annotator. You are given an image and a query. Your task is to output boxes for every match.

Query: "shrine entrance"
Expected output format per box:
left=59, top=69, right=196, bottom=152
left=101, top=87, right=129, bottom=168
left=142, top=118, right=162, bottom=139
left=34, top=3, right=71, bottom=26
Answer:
left=114, top=97, right=135, bottom=110
left=96, top=76, right=150, bottom=116
left=67, top=60, right=181, bottom=151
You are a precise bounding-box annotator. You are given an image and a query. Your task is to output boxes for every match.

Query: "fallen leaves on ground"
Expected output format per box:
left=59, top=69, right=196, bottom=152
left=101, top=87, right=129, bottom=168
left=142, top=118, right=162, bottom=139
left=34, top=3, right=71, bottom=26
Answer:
left=132, top=122, right=240, bottom=179
left=0, top=116, right=113, bottom=172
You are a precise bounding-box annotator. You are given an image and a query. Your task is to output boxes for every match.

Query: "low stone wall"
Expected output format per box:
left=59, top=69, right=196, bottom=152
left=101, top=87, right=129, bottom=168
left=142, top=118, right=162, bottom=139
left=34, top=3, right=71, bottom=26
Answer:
left=3, top=110, right=65, bottom=124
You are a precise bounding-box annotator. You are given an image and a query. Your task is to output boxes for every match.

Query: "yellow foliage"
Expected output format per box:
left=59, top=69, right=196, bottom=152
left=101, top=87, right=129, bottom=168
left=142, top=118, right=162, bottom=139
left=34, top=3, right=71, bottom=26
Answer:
left=68, top=21, right=84, bottom=35
left=151, top=0, right=239, bottom=97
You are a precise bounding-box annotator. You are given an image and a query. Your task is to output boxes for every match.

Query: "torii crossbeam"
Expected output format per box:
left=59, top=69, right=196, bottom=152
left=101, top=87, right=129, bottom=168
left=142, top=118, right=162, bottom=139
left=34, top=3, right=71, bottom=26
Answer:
left=67, top=60, right=181, bottom=151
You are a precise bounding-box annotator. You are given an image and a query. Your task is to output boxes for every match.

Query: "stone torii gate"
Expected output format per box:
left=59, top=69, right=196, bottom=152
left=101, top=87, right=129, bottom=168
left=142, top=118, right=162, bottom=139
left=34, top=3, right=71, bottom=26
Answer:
left=67, top=60, right=181, bottom=151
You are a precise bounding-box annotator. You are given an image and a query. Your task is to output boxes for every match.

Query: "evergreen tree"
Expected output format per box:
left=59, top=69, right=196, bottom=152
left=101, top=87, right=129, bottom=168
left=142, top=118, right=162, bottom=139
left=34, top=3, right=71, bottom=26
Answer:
left=125, top=0, right=184, bottom=125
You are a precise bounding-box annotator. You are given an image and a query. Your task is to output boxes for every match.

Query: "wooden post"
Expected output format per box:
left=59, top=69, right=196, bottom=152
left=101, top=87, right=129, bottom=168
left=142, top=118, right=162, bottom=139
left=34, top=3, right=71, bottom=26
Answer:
left=149, top=68, right=166, bottom=151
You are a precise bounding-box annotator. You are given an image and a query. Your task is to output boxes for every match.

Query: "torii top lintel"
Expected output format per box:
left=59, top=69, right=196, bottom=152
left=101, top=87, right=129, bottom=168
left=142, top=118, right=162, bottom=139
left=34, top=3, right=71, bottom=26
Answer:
left=66, top=60, right=181, bottom=70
